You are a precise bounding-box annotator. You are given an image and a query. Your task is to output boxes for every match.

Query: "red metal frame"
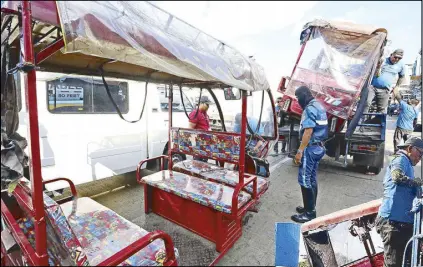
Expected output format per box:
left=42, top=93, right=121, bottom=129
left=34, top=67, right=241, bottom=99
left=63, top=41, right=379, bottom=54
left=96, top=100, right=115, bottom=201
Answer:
left=136, top=155, right=168, bottom=183
left=97, top=230, right=177, bottom=266
left=168, top=85, right=174, bottom=170
left=1, top=2, right=179, bottom=266
left=42, top=178, right=77, bottom=197
left=143, top=185, right=245, bottom=254
left=35, top=38, right=65, bottom=65
left=238, top=91, right=248, bottom=184
left=1, top=199, right=38, bottom=266
left=20, top=2, right=49, bottom=265
left=3, top=2, right=275, bottom=266
left=290, top=33, right=310, bottom=78
left=301, top=199, right=382, bottom=233
left=138, top=84, right=266, bottom=266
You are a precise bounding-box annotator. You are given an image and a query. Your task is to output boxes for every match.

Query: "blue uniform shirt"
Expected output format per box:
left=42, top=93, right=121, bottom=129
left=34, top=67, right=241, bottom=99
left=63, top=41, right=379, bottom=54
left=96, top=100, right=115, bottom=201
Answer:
left=234, top=116, right=264, bottom=135
left=299, top=99, right=328, bottom=144
left=378, top=152, right=417, bottom=223
left=371, top=57, right=405, bottom=89
left=396, top=100, right=418, bottom=131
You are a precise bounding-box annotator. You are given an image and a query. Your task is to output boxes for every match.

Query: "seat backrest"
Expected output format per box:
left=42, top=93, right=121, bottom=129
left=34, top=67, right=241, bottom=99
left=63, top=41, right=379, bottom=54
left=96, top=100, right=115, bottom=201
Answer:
left=18, top=179, right=90, bottom=266
left=171, top=128, right=241, bottom=163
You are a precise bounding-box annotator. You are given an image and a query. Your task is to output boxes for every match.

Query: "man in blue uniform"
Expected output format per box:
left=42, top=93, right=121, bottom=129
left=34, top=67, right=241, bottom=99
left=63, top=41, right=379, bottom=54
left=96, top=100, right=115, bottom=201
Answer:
left=392, top=86, right=419, bottom=153
left=364, top=49, right=406, bottom=116
left=291, top=86, right=328, bottom=223
left=375, top=137, right=423, bottom=267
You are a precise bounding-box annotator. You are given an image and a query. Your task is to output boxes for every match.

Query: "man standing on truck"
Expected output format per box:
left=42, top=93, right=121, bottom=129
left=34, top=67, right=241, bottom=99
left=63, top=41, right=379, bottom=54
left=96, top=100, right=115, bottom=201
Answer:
left=392, top=86, right=419, bottom=153
left=188, top=95, right=213, bottom=162
left=375, top=137, right=423, bottom=267
left=291, top=86, right=328, bottom=223
left=363, top=49, right=406, bottom=116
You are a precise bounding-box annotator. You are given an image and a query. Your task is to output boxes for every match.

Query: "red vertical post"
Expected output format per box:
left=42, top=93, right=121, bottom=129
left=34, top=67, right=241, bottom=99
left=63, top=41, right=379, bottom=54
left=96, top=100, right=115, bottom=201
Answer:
left=238, top=91, right=248, bottom=184
left=290, top=34, right=310, bottom=78
left=21, top=1, right=48, bottom=265
left=168, top=84, right=173, bottom=170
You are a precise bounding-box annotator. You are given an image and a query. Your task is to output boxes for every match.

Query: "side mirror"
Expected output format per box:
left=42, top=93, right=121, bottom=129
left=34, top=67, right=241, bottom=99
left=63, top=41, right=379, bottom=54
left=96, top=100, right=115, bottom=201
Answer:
left=224, top=87, right=241, bottom=100
left=277, top=76, right=290, bottom=93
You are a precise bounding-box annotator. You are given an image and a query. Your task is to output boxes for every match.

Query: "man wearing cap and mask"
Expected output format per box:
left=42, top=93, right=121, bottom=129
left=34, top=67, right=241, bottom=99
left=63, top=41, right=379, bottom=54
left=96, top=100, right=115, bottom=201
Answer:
left=291, top=86, right=328, bottom=223
left=392, top=85, right=419, bottom=154
left=375, top=137, right=423, bottom=267
left=363, top=49, right=406, bottom=117
left=188, top=95, right=213, bottom=162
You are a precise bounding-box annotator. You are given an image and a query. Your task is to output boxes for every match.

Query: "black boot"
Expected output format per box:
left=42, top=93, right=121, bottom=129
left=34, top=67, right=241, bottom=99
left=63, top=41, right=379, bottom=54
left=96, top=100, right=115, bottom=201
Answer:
left=296, top=186, right=317, bottom=213
left=291, top=188, right=316, bottom=223
left=295, top=186, right=308, bottom=213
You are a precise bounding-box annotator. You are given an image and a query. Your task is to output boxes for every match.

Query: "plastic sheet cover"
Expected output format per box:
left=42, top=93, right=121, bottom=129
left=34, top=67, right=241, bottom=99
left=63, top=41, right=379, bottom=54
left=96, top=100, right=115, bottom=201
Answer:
left=55, top=1, right=270, bottom=91
left=285, top=27, right=387, bottom=119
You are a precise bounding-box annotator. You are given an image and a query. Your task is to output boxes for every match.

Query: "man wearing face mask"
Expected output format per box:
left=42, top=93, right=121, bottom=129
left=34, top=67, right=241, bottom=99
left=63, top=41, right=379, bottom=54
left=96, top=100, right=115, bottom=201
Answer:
left=291, top=86, right=328, bottom=223
left=375, top=137, right=423, bottom=267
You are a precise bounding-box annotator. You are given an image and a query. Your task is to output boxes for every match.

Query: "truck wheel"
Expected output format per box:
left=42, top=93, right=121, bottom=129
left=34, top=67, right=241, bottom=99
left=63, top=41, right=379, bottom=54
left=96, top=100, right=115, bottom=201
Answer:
left=355, top=165, right=368, bottom=173
left=357, top=165, right=381, bottom=175
left=368, top=166, right=382, bottom=175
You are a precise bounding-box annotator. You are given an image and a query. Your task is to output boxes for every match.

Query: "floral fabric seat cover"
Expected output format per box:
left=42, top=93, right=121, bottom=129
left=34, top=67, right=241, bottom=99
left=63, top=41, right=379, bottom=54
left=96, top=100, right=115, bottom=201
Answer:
left=173, top=160, right=269, bottom=195
left=141, top=170, right=252, bottom=214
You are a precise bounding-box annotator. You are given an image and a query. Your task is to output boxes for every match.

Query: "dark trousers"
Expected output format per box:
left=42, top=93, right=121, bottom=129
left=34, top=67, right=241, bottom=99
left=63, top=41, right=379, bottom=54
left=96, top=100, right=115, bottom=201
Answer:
left=274, top=140, right=287, bottom=152
left=393, top=127, right=413, bottom=153
left=375, top=216, right=414, bottom=267
left=364, top=85, right=390, bottom=114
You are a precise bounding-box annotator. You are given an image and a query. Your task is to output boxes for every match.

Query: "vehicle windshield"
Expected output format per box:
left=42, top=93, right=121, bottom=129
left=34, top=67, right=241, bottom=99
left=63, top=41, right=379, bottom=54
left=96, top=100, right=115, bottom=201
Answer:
left=158, top=86, right=194, bottom=113
left=285, top=28, right=386, bottom=119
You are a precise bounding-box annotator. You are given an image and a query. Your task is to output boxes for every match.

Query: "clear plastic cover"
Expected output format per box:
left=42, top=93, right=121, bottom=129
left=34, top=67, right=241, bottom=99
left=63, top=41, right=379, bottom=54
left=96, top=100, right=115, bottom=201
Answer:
left=55, top=1, right=270, bottom=91
left=285, top=27, right=387, bottom=119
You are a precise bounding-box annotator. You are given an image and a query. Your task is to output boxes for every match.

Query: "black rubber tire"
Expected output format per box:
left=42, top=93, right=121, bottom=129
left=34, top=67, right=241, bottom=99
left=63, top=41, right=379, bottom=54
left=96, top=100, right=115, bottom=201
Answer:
left=355, top=165, right=368, bottom=174
left=368, top=166, right=382, bottom=175
left=162, top=144, right=186, bottom=170
left=357, top=165, right=381, bottom=175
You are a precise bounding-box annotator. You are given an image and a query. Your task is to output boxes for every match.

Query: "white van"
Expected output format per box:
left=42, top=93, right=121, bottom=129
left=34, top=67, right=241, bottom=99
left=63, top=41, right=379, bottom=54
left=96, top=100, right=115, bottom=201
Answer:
left=17, top=72, right=194, bottom=190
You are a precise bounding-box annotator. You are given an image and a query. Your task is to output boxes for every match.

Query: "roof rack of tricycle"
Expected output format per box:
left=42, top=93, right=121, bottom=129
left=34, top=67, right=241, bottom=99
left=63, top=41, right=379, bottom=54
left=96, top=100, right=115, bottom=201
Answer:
left=1, top=1, right=276, bottom=266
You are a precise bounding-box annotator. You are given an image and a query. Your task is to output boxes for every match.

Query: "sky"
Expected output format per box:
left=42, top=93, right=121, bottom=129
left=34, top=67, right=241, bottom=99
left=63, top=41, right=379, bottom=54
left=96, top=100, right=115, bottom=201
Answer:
left=150, top=1, right=422, bottom=95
